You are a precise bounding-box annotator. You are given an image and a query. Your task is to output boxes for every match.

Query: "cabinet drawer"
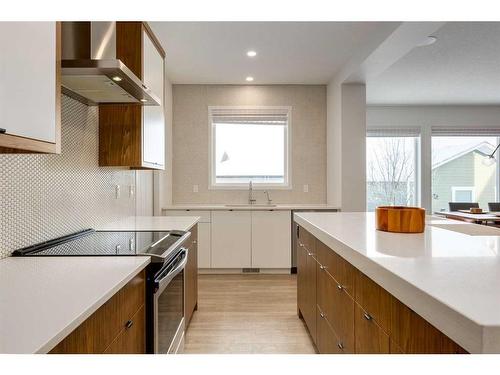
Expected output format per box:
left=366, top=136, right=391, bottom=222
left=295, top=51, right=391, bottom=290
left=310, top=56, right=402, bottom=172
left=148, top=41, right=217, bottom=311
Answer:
left=104, top=305, right=145, bottom=354
left=317, top=265, right=354, bottom=353
left=354, top=271, right=392, bottom=333
left=317, top=240, right=355, bottom=296
left=50, top=271, right=145, bottom=354
left=354, top=303, right=390, bottom=354
left=298, top=226, right=315, bottom=257
left=317, top=306, right=343, bottom=354
left=165, top=210, right=211, bottom=223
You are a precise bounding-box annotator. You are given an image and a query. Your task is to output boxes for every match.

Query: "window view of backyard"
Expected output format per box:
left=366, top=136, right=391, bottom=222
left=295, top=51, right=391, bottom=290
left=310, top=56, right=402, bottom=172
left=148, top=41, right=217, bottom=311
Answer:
left=366, top=136, right=419, bottom=211
left=431, top=136, right=498, bottom=212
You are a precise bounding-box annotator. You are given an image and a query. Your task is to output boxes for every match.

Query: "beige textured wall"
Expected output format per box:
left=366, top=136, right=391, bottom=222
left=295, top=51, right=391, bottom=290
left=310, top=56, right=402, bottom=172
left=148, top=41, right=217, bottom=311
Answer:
left=171, top=85, right=327, bottom=204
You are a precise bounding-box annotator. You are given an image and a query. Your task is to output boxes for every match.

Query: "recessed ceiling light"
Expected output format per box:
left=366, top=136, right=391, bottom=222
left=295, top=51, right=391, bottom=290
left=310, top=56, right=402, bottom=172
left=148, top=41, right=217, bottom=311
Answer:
left=416, top=36, right=437, bottom=47
left=246, top=76, right=254, bottom=82
left=112, top=76, right=122, bottom=82
left=246, top=50, right=257, bottom=57
left=140, top=99, right=147, bottom=102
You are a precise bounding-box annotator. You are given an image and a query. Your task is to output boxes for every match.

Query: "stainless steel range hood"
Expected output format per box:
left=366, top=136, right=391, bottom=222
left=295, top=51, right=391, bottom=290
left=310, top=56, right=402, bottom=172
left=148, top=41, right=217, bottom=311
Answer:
left=61, top=22, right=161, bottom=106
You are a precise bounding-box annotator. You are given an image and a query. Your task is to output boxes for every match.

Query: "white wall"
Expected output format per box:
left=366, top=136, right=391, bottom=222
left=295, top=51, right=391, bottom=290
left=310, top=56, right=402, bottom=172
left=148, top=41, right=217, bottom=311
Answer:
left=171, top=85, right=327, bottom=205
left=326, top=82, right=367, bottom=211
left=367, top=105, right=500, bottom=128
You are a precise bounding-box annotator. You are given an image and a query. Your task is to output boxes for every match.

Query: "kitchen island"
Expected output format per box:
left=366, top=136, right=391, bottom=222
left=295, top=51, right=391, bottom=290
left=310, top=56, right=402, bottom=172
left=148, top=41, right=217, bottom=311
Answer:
left=294, top=212, right=500, bottom=354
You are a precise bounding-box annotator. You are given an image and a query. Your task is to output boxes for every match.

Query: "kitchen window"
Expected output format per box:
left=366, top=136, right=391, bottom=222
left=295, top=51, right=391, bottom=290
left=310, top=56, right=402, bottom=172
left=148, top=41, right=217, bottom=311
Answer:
left=431, top=129, right=500, bottom=213
left=208, top=106, right=291, bottom=189
left=366, top=128, right=420, bottom=211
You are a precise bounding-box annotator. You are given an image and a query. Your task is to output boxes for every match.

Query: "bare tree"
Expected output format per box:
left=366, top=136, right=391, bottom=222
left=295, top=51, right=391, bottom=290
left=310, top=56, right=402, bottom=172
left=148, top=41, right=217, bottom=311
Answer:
left=367, top=138, right=415, bottom=207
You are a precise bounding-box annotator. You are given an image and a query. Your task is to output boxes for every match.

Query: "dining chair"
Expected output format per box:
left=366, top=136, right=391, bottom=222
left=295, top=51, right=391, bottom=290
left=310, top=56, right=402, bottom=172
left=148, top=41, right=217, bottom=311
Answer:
left=488, top=203, right=500, bottom=212
left=448, top=202, right=480, bottom=211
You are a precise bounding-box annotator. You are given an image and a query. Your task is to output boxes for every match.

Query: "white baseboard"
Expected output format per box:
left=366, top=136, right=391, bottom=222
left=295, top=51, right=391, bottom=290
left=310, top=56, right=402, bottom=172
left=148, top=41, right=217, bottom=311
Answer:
left=198, top=268, right=291, bottom=275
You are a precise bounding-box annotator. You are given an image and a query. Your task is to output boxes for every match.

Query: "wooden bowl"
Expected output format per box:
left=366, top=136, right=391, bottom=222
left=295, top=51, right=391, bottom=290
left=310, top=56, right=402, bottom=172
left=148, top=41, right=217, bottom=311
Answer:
left=375, top=206, right=426, bottom=233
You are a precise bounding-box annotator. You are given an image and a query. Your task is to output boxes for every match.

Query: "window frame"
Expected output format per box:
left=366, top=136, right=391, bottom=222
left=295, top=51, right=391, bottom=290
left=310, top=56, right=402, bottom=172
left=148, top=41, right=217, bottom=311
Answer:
left=451, top=186, right=476, bottom=202
left=365, top=128, right=421, bottom=210
left=208, top=105, right=292, bottom=190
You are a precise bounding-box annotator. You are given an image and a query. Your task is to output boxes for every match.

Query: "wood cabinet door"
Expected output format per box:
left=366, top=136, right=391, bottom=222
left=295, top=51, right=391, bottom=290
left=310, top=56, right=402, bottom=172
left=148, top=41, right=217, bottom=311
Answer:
left=390, top=298, right=466, bottom=354
left=251, top=210, right=291, bottom=268
left=297, top=230, right=308, bottom=319
left=185, top=225, right=198, bottom=327
left=354, top=303, right=390, bottom=354
left=0, top=22, right=60, bottom=153
left=104, top=305, right=146, bottom=354
left=317, top=264, right=354, bottom=353
left=142, top=28, right=165, bottom=168
left=211, top=211, right=251, bottom=268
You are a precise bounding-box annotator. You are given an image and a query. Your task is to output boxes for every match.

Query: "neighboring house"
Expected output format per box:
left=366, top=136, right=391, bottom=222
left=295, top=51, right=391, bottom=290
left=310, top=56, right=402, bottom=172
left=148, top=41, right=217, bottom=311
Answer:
left=432, top=141, right=496, bottom=212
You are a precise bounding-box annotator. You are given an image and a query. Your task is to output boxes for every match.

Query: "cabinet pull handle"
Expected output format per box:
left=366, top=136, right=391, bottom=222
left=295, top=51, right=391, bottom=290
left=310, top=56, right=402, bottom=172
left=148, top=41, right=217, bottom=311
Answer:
left=363, top=313, right=373, bottom=321
left=307, top=252, right=313, bottom=256
left=320, top=312, right=325, bottom=318
left=0, top=128, right=6, bottom=134
left=193, top=240, right=197, bottom=244
left=319, top=265, right=328, bottom=271
left=337, top=342, right=344, bottom=350
left=337, top=284, right=343, bottom=290
left=299, top=243, right=304, bottom=248
left=125, top=320, right=134, bottom=329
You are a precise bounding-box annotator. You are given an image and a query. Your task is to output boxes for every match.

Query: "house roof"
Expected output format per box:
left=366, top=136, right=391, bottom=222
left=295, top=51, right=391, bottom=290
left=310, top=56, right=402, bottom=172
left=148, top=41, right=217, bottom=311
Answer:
left=432, top=141, right=495, bottom=169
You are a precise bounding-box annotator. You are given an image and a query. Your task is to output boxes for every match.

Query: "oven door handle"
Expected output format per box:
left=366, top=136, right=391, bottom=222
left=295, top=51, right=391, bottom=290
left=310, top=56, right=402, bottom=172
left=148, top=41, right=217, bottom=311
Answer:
left=155, top=248, right=189, bottom=292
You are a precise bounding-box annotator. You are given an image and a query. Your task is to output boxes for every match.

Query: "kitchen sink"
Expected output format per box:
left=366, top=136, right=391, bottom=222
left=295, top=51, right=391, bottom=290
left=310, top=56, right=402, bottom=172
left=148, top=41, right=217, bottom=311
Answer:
left=224, top=204, right=277, bottom=208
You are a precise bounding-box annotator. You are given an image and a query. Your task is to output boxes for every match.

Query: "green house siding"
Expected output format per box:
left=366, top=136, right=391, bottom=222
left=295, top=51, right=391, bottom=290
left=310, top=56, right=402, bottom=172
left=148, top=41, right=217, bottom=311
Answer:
left=432, top=151, right=496, bottom=212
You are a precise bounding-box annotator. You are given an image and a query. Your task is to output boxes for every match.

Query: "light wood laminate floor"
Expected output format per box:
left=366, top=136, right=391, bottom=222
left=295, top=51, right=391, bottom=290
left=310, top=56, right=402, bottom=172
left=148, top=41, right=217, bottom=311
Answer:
left=184, top=274, right=316, bottom=354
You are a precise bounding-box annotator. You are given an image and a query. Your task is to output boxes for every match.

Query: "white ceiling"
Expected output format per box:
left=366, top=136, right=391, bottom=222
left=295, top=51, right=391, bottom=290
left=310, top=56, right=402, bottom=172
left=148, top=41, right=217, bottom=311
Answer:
left=149, top=22, right=395, bottom=84
left=367, top=22, right=500, bottom=105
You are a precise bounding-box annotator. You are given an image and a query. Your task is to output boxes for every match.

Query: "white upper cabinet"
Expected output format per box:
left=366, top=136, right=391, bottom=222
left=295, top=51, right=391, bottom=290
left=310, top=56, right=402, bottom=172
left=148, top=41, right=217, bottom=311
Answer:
left=142, top=29, right=165, bottom=168
left=0, top=22, right=61, bottom=153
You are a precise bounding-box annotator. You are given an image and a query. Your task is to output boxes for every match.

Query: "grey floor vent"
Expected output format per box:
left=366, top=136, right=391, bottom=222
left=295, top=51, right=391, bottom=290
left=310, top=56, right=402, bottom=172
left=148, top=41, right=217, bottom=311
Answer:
left=242, top=268, right=260, bottom=273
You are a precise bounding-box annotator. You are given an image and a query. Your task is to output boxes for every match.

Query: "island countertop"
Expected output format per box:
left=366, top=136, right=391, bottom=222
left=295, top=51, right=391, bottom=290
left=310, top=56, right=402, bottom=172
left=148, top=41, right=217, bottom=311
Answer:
left=293, top=211, right=500, bottom=354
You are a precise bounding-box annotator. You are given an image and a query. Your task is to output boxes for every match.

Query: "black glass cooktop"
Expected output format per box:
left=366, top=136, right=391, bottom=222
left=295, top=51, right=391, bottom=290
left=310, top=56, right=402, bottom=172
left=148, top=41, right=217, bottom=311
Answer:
left=12, top=229, right=186, bottom=259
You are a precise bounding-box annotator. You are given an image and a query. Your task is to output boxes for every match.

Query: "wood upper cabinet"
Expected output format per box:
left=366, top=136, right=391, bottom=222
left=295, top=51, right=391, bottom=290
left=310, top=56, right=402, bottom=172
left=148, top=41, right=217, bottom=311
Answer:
left=99, top=22, right=165, bottom=169
left=297, top=226, right=317, bottom=344
left=0, top=22, right=61, bottom=154
left=50, top=270, right=146, bottom=354
left=185, top=224, right=198, bottom=327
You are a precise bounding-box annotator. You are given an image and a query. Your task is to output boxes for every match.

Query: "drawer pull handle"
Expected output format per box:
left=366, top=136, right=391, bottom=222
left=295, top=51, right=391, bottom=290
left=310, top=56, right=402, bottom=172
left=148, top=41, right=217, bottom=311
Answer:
left=320, top=312, right=325, bottom=318
left=299, top=243, right=304, bottom=247
left=337, top=284, right=343, bottom=290
left=125, top=320, right=134, bottom=329
left=307, top=252, right=313, bottom=256
left=337, top=342, right=344, bottom=350
left=363, top=313, right=372, bottom=321
left=193, top=240, right=197, bottom=244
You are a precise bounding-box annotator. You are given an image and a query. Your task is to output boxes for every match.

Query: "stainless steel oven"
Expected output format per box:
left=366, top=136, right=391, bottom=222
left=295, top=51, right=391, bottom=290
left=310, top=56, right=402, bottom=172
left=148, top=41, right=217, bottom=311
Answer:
left=153, top=247, right=188, bottom=354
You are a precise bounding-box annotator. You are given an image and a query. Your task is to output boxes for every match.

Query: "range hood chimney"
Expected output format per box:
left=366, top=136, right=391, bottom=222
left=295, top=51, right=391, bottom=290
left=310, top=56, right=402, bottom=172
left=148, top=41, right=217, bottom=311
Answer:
left=61, top=22, right=160, bottom=106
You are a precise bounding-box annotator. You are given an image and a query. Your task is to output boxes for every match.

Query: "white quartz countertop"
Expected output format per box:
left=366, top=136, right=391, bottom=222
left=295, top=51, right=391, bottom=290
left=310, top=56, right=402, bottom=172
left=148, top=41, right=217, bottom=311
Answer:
left=0, top=256, right=150, bottom=353
left=163, top=204, right=339, bottom=211
left=294, top=212, right=500, bottom=353
left=96, top=215, right=200, bottom=231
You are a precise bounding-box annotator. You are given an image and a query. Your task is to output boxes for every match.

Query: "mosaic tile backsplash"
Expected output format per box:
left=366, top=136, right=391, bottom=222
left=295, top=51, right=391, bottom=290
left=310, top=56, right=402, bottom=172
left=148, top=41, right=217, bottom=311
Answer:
left=0, top=96, right=136, bottom=259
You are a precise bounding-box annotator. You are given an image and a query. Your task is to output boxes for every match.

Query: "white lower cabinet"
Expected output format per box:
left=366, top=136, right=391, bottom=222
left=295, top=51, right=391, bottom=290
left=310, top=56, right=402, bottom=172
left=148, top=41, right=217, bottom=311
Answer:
left=163, top=209, right=292, bottom=270
left=211, top=211, right=252, bottom=268
left=251, top=210, right=291, bottom=268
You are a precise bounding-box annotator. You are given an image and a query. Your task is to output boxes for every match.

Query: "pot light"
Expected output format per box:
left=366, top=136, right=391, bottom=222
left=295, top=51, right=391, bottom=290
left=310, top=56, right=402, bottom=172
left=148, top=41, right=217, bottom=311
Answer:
left=246, top=50, right=257, bottom=57
left=246, top=76, right=254, bottom=82
left=416, top=36, right=437, bottom=47
left=140, top=99, right=147, bottom=103
left=112, top=76, right=122, bottom=82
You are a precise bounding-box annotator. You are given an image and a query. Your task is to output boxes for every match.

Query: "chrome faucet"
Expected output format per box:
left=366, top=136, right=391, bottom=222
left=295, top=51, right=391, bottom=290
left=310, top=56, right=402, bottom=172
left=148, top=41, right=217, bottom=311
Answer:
left=248, top=181, right=256, bottom=205
left=264, top=190, right=272, bottom=205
